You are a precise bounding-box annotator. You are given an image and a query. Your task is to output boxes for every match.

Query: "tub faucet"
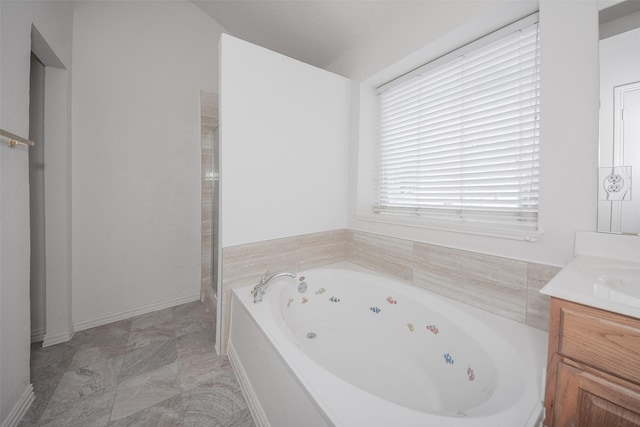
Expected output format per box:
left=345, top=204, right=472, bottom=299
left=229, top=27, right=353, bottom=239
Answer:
left=251, top=271, right=297, bottom=303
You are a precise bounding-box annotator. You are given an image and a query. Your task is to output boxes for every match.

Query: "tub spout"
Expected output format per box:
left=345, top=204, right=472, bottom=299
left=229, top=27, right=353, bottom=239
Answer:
left=251, top=271, right=297, bottom=303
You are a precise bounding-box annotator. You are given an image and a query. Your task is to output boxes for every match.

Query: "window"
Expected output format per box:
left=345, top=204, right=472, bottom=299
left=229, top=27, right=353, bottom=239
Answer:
left=375, top=15, right=540, bottom=240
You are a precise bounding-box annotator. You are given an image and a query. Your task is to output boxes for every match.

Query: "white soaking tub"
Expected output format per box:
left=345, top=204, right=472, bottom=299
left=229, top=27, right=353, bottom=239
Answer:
left=228, top=262, right=548, bottom=427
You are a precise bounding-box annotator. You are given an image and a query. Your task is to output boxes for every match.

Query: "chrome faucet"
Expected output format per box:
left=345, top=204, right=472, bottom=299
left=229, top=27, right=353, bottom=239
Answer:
left=251, top=271, right=297, bottom=303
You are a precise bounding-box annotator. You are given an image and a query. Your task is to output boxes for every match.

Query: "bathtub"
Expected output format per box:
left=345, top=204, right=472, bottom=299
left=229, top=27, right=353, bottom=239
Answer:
left=228, top=262, right=548, bottom=427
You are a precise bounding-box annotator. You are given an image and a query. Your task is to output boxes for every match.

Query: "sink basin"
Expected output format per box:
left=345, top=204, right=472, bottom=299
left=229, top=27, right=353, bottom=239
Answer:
left=540, top=256, right=640, bottom=319
left=594, top=273, right=640, bottom=306
left=577, top=266, right=640, bottom=307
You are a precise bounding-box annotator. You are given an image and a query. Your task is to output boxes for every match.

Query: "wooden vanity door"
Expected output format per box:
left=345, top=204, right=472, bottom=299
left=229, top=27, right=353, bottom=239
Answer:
left=554, top=361, right=640, bottom=427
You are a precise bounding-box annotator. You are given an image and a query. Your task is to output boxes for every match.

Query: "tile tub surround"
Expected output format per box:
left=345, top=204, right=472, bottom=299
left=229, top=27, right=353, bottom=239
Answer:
left=220, top=229, right=348, bottom=352
left=19, top=301, right=253, bottom=427
left=350, top=230, right=561, bottom=331
left=219, top=229, right=561, bottom=353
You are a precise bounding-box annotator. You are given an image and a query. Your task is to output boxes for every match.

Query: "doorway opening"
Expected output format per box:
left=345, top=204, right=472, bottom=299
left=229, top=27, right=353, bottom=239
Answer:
left=29, top=23, right=72, bottom=348
left=29, top=52, right=46, bottom=343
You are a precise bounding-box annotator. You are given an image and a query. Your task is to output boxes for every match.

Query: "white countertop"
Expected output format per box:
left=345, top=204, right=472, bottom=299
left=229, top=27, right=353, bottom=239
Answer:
left=540, top=254, right=640, bottom=320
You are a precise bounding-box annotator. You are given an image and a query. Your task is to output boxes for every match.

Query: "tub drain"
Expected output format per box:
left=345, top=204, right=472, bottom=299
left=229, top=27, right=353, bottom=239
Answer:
left=306, top=332, right=317, bottom=339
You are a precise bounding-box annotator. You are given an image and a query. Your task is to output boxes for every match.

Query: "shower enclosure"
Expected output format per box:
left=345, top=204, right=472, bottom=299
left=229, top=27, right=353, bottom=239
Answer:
left=201, top=91, right=219, bottom=307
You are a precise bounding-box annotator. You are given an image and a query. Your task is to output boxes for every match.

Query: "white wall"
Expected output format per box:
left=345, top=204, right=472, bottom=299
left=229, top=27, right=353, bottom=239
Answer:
left=71, top=2, right=226, bottom=328
left=536, top=0, right=600, bottom=265
left=327, top=0, right=600, bottom=267
left=0, top=1, right=73, bottom=424
left=219, top=34, right=350, bottom=248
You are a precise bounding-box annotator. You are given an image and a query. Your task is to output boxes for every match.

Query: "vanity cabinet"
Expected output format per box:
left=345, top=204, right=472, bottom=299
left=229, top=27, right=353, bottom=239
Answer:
left=544, top=297, right=640, bottom=427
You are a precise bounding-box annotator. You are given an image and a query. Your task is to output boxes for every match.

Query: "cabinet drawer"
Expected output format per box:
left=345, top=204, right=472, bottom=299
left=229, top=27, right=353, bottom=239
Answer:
left=558, top=302, right=640, bottom=384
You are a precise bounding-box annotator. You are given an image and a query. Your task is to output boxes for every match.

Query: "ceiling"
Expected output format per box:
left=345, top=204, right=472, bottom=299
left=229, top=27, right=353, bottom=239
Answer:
left=191, top=1, right=434, bottom=69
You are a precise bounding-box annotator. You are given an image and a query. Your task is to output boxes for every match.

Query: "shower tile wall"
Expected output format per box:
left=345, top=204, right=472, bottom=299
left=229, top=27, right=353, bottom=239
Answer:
left=219, top=229, right=561, bottom=353
left=201, top=91, right=218, bottom=312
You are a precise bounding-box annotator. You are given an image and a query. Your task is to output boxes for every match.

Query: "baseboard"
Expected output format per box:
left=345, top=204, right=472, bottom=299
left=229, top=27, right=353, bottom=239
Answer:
left=0, top=384, right=34, bottom=427
left=43, top=326, right=74, bottom=347
left=227, top=341, right=270, bottom=427
left=73, top=293, right=200, bottom=332
left=30, top=327, right=46, bottom=343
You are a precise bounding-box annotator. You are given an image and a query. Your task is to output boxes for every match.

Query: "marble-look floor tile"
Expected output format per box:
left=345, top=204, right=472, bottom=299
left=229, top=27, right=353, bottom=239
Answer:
left=130, top=306, right=174, bottom=330
left=21, top=300, right=254, bottom=427
left=110, top=361, right=182, bottom=422
left=127, top=308, right=175, bottom=350
left=38, top=387, right=116, bottom=427
left=218, top=408, right=255, bottom=427
left=73, top=318, right=132, bottom=348
left=108, top=394, right=184, bottom=427
left=175, top=323, right=228, bottom=390
left=182, top=372, right=248, bottom=427
left=20, top=342, right=78, bottom=425
left=173, top=301, right=214, bottom=338
left=71, top=343, right=129, bottom=371
left=31, top=341, right=79, bottom=377
left=120, top=339, right=177, bottom=380
left=50, top=356, right=123, bottom=403
left=71, top=319, right=132, bottom=369
left=178, top=347, right=231, bottom=390
left=17, top=378, right=59, bottom=425
left=176, top=328, right=214, bottom=357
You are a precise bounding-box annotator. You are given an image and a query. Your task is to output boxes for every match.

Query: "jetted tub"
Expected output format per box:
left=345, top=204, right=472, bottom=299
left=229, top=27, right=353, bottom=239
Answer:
left=228, top=262, right=548, bottom=427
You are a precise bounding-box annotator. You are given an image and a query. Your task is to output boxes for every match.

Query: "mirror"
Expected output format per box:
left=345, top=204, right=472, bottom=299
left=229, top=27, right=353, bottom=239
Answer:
left=597, top=0, right=640, bottom=234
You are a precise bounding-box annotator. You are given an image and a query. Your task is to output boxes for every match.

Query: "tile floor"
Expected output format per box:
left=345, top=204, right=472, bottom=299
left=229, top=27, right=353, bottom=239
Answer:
left=19, top=301, right=255, bottom=427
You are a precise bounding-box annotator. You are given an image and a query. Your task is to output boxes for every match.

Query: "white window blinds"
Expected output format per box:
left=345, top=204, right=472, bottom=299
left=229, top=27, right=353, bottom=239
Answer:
left=375, top=17, right=540, bottom=239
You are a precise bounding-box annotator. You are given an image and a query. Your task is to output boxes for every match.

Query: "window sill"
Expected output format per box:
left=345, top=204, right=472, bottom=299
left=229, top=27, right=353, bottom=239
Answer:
left=354, top=213, right=544, bottom=242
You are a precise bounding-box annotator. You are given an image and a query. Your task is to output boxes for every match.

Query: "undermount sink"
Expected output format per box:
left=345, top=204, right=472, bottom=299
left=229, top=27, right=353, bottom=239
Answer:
left=594, top=272, right=640, bottom=306
left=540, top=254, right=640, bottom=319
left=576, top=265, right=640, bottom=307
